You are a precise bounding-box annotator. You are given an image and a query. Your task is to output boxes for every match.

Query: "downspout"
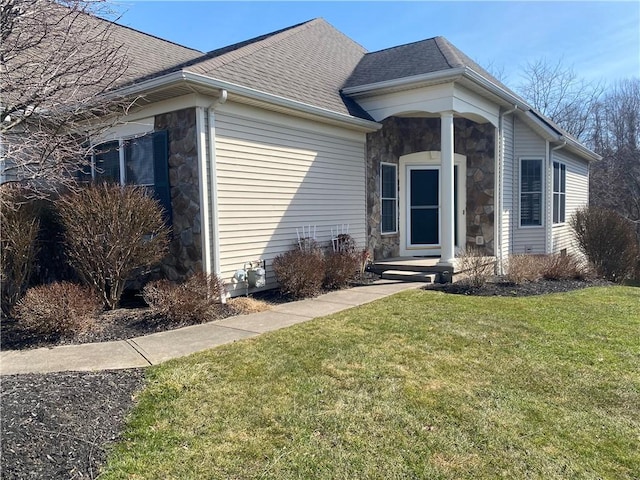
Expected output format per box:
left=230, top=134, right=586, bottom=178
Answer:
left=496, top=105, right=517, bottom=276
left=196, top=107, right=213, bottom=276
left=547, top=139, right=567, bottom=254
left=207, top=90, right=227, bottom=281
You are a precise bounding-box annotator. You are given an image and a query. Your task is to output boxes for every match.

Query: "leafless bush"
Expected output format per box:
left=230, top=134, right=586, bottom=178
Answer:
left=12, top=282, right=101, bottom=336
left=540, top=254, right=592, bottom=281
left=571, top=206, right=639, bottom=282
left=507, top=253, right=592, bottom=283
left=0, top=185, right=40, bottom=315
left=143, top=272, right=226, bottom=324
left=273, top=248, right=325, bottom=299
left=334, top=233, right=357, bottom=253
left=297, top=237, right=320, bottom=253
left=506, top=254, right=544, bottom=284
left=456, top=247, right=494, bottom=287
left=57, top=184, right=169, bottom=309
left=323, top=251, right=360, bottom=290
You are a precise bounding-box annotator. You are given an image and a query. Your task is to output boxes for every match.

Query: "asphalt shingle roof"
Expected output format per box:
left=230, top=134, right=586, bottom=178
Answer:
left=179, top=19, right=369, bottom=117
left=103, top=21, right=203, bottom=85
left=343, top=36, right=509, bottom=92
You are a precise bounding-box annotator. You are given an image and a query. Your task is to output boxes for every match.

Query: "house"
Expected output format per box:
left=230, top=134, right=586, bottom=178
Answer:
left=42, top=17, right=602, bottom=293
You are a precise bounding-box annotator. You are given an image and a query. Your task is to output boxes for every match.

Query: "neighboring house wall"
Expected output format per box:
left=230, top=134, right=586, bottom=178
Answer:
left=366, top=116, right=495, bottom=259
left=155, top=108, right=203, bottom=280
left=513, top=117, right=547, bottom=254
left=214, top=103, right=368, bottom=292
left=551, top=148, right=589, bottom=254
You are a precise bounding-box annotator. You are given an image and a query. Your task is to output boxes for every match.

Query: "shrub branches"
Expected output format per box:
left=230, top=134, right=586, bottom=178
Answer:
left=0, top=185, right=40, bottom=315
left=571, top=206, right=639, bottom=282
left=57, top=184, right=169, bottom=309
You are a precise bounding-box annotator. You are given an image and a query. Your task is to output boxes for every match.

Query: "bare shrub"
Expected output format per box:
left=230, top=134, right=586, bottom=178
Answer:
left=143, top=272, right=226, bottom=324
left=323, top=251, right=360, bottom=290
left=571, top=206, right=639, bottom=282
left=13, top=282, right=101, bottom=336
left=272, top=248, right=325, bottom=299
left=1, top=186, right=40, bottom=315
left=226, top=297, right=272, bottom=315
left=540, top=254, right=591, bottom=281
left=334, top=233, right=357, bottom=253
left=506, top=254, right=544, bottom=283
left=57, top=184, right=169, bottom=309
left=359, top=249, right=372, bottom=277
left=456, top=247, right=494, bottom=287
left=297, top=237, right=320, bottom=253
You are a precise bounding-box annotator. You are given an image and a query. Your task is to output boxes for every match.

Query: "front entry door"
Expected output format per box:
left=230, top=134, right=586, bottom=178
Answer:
left=405, top=165, right=461, bottom=256
left=409, top=167, right=440, bottom=246
left=399, top=151, right=466, bottom=258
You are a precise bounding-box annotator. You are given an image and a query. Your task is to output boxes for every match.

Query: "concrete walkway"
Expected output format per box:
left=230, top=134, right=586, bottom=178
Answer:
left=0, top=281, right=420, bottom=376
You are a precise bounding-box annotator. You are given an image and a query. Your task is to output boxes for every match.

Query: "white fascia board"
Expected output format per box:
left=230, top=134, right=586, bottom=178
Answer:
left=111, top=71, right=381, bottom=133
left=342, top=67, right=530, bottom=111
left=341, top=68, right=467, bottom=97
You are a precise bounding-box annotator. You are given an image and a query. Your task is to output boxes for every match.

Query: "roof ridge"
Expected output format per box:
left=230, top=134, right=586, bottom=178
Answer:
left=194, top=18, right=322, bottom=71
left=433, top=36, right=464, bottom=69
left=366, top=36, right=439, bottom=56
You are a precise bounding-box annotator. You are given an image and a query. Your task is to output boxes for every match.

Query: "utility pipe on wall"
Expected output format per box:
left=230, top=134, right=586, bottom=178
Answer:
left=207, top=90, right=227, bottom=279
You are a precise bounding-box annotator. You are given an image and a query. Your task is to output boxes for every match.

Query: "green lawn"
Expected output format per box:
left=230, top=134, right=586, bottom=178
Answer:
left=101, top=286, right=640, bottom=479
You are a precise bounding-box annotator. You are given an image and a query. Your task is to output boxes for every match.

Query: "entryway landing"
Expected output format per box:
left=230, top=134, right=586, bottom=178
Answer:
left=370, top=257, right=454, bottom=283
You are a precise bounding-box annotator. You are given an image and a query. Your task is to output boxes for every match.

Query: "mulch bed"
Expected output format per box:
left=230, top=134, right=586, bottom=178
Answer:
left=0, top=277, right=612, bottom=479
left=1, top=369, right=144, bottom=480
left=425, top=278, right=612, bottom=296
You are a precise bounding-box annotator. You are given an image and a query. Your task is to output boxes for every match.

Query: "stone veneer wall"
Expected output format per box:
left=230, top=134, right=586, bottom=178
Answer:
left=155, top=108, right=203, bottom=281
left=366, top=117, right=495, bottom=259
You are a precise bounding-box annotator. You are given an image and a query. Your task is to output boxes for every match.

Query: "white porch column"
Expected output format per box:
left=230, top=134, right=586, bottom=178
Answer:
left=438, top=111, right=456, bottom=268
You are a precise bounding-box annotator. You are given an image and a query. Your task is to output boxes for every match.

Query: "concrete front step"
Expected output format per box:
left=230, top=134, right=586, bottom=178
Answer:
left=380, top=270, right=437, bottom=283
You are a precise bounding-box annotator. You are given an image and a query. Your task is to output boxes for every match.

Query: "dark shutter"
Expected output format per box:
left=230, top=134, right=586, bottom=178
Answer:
left=151, top=130, right=172, bottom=225
left=94, top=141, right=120, bottom=183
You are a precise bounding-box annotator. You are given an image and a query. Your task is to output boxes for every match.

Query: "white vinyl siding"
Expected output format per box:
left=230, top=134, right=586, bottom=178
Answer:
left=513, top=118, right=546, bottom=254
left=552, top=149, right=589, bottom=254
left=214, top=105, right=367, bottom=292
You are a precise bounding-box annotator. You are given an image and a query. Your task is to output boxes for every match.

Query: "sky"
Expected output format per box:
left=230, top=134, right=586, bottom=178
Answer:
left=108, top=1, right=640, bottom=90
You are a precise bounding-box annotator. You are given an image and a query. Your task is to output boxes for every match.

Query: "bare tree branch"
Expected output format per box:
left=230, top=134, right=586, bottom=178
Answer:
left=590, top=78, right=640, bottom=232
left=517, top=57, right=604, bottom=142
left=1, top=0, right=130, bottom=200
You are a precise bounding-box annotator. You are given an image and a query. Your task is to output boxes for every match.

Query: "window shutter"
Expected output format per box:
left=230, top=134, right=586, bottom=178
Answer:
left=152, top=130, right=172, bottom=225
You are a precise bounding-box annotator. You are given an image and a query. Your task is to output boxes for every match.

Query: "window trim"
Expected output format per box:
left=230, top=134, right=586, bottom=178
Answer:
left=380, top=162, right=398, bottom=235
left=553, top=161, right=566, bottom=225
left=91, top=135, right=144, bottom=185
left=519, top=157, right=544, bottom=228
left=90, top=131, right=172, bottom=225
